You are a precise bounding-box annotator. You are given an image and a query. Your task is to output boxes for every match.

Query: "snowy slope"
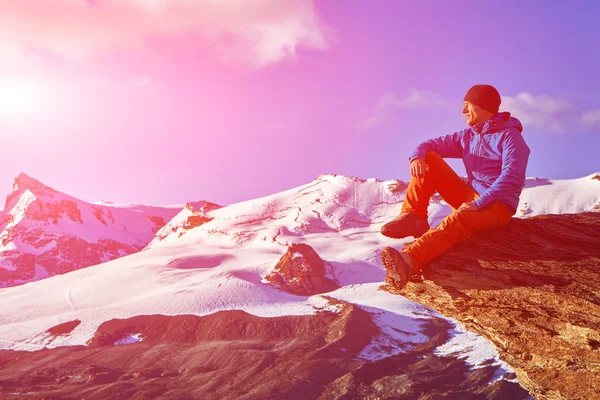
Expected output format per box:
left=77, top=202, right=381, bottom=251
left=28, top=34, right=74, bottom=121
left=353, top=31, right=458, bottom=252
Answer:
left=0, top=171, right=597, bottom=382
left=0, top=173, right=186, bottom=287
left=516, top=172, right=600, bottom=216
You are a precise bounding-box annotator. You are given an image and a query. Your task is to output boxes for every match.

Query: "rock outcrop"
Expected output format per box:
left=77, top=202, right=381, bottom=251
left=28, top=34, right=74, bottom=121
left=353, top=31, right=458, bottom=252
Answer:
left=386, top=212, right=600, bottom=400
left=265, top=243, right=340, bottom=295
left=144, top=200, right=222, bottom=249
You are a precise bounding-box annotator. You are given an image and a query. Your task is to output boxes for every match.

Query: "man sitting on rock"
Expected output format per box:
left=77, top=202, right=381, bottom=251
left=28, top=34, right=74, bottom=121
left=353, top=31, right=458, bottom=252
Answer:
left=380, top=84, right=531, bottom=290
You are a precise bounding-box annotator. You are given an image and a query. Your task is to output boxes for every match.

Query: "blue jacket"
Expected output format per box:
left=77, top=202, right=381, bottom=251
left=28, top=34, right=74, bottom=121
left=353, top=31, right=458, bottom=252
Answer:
left=408, top=112, right=530, bottom=215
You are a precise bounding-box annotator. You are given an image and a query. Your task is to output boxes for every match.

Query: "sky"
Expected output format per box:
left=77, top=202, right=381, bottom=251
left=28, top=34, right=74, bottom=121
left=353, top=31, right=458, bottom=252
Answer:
left=0, top=0, right=598, bottom=207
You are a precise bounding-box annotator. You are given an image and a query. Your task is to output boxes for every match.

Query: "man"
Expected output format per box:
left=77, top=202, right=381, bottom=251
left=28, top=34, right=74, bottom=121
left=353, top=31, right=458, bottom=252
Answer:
left=380, top=84, right=530, bottom=290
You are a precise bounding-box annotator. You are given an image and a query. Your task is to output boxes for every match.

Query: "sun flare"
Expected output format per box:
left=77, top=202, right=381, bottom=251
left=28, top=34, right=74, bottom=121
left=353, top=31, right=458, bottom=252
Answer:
left=0, top=80, right=43, bottom=117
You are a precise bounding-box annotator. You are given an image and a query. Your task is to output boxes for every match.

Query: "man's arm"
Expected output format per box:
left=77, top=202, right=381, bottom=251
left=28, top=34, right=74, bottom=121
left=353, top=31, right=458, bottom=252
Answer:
left=472, top=129, right=530, bottom=210
left=408, top=130, right=465, bottom=162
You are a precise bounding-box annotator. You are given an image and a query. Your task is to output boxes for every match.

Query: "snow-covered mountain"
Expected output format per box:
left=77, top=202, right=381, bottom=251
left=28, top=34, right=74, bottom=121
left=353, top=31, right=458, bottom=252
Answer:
left=0, top=171, right=598, bottom=398
left=0, top=173, right=187, bottom=288
left=1, top=170, right=599, bottom=344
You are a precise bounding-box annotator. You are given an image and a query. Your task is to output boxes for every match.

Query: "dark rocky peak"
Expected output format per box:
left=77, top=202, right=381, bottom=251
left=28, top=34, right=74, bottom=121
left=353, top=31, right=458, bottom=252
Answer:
left=180, top=201, right=222, bottom=232
left=386, top=211, right=600, bottom=400
left=184, top=200, right=222, bottom=213
left=12, top=173, right=57, bottom=198
left=3, top=173, right=58, bottom=211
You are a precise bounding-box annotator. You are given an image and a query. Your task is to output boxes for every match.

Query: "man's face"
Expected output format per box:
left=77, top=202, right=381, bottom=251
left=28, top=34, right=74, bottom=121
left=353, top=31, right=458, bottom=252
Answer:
left=462, top=101, right=489, bottom=126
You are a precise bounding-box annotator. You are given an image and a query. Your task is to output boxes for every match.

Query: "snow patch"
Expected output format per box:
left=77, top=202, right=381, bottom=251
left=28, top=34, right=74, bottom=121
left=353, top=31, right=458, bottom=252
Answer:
left=434, top=320, right=516, bottom=384
left=326, top=284, right=431, bottom=361
left=114, top=333, right=143, bottom=345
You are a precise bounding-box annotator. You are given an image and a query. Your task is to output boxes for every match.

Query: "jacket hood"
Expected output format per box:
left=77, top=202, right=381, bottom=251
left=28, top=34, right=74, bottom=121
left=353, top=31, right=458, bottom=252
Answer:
left=476, top=112, right=523, bottom=134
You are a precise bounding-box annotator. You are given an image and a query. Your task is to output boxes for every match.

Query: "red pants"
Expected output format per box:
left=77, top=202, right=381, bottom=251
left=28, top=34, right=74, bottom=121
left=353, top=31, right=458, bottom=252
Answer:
left=402, top=151, right=513, bottom=272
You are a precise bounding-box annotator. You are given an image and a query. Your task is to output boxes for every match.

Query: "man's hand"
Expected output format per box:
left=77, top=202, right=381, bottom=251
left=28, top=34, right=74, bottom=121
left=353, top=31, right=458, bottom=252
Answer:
left=457, top=201, right=479, bottom=212
left=410, top=158, right=427, bottom=178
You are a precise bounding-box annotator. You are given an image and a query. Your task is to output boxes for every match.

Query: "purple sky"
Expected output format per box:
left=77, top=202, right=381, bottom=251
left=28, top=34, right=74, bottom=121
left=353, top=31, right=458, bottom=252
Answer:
left=0, top=0, right=598, bottom=207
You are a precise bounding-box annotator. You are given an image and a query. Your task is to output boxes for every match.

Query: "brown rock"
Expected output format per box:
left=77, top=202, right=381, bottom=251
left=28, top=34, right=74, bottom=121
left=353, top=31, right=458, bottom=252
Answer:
left=385, top=211, right=600, bottom=400
left=46, top=320, right=81, bottom=336
left=265, top=243, right=339, bottom=295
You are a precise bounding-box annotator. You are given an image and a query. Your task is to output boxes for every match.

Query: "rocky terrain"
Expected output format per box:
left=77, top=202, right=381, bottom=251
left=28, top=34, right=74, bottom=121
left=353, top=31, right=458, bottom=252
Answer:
left=0, top=300, right=528, bottom=400
left=387, top=211, right=600, bottom=400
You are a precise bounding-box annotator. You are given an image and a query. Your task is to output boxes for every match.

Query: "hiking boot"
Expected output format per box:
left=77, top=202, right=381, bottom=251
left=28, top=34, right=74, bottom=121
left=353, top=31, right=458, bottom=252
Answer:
left=381, top=247, right=416, bottom=290
left=381, top=212, right=430, bottom=239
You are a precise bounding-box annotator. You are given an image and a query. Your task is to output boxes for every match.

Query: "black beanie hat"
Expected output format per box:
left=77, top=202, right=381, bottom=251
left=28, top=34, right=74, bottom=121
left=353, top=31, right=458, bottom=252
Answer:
left=464, top=84, right=501, bottom=114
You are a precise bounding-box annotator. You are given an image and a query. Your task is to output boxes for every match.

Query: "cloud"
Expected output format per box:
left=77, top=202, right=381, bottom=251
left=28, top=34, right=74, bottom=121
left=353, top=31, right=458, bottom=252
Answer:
left=0, top=0, right=330, bottom=67
left=360, top=89, right=599, bottom=134
left=582, top=109, right=600, bottom=127
left=358, top=89, right=451, bottom=129
left=501, top=92, right=572, bottom=134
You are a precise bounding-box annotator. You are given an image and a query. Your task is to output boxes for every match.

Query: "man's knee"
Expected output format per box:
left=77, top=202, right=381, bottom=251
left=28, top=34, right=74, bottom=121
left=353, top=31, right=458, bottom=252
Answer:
left=439, top=211, right=472, bottom=236
left=443, top=209, right=507, bottom=237
left=425, top=151, right=443, bottom=164
left=424, top=151, right=448, bottom=173
left=441, top=211, right=468, bottom=225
